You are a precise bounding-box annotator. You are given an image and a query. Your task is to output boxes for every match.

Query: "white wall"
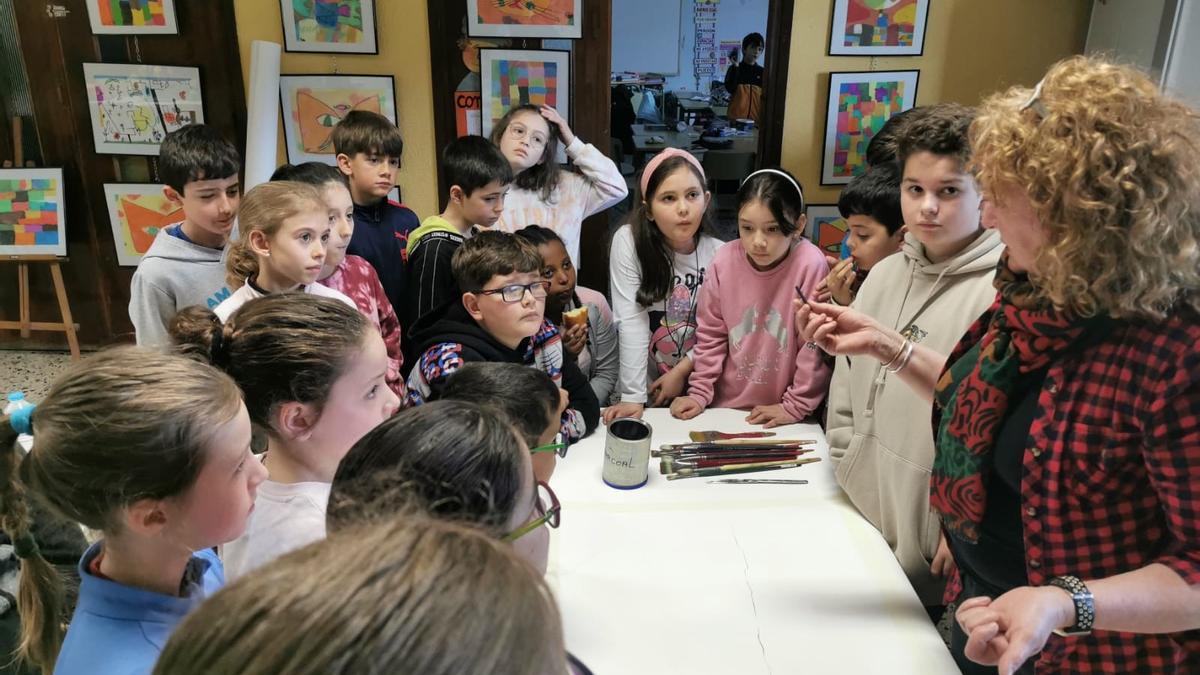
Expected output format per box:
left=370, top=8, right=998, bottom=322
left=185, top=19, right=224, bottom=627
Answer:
left=1163, top=0, right=1200, bottom=107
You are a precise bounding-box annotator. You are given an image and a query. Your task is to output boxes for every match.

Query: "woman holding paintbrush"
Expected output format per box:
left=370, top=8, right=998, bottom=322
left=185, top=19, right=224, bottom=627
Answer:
left=799, top=57, right=1200, bottom=674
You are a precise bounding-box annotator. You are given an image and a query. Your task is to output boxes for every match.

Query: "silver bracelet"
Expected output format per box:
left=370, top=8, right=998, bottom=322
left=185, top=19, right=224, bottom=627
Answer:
left=885, top=340, right=914, bottom=373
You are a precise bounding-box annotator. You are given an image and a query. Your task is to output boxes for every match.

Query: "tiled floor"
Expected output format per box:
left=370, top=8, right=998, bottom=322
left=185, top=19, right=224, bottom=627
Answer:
left=0, top=349, right=78, bottom=402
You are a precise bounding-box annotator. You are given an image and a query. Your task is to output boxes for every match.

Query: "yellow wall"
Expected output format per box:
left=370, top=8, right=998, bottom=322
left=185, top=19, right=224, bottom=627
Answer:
left=232, top=0, right=439, bottom=218
left=782, top=0, right=1092, bottom=205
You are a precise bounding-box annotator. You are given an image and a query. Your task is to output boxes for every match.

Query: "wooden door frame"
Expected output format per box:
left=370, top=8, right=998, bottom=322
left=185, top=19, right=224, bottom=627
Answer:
left=759, top=0, right=794, bottom=168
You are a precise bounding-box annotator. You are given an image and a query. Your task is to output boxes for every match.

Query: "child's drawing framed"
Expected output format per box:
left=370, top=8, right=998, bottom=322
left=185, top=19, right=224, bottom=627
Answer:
left=821, top=69, right=918, bottom=185
left=83, top=63, right=204, bottom=155
left=468, top=0, right=582, bottom=39
left=479, top=48, right=569, bottom=141
left=828, top=0, right=929, bottom=56
left=805, top=204, right=850, bottom=258
left=86, top=0, right=179, bottom=35
left=103, top=183, right=180, bottom=266
left=279, top=74, right=397, bottom=164
left=280, top=0, right=378, bottom=54
left=0, top=169, right=67, bottom=258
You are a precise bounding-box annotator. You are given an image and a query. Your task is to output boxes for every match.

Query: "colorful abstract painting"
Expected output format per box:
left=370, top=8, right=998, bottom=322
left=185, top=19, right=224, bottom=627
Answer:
left=821, top=70, right=918, bottom=185
left=468, top=0, right=582, bottom=39
left=0, top=169, right=67, bottom=258
left=83, top=63, right=204, bottom=156
left=86, top=0, right=178, bottom=35
left=806, top=205, right=851, bottom=257
left=479, top=49, right=569, bottom=146
left=281, top=0, right=377, bottom=53
left=103, top=184, right=181, bottom=266
left=280, top=75, right=397, bottom=164
left=829, top=0, right=929, bottom=55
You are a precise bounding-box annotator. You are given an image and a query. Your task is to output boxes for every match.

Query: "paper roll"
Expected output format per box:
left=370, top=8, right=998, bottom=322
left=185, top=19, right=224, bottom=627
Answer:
left=244, top=40, right=282, bottom=190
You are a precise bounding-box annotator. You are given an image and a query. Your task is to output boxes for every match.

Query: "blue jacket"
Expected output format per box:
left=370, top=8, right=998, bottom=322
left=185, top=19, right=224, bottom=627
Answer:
left=348, top=199, right=420, bottom=317
left=54, top=542, right=224, bottom=675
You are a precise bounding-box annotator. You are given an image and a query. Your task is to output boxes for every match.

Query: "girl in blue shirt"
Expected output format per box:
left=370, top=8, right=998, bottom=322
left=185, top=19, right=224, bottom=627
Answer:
left=0, top=347, right=267, bottom=675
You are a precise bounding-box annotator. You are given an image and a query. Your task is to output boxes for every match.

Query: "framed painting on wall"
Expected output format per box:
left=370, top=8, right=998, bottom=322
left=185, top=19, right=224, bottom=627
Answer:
left=828, top=0, right=929, bottom=56
left=479, top=48, right=569, bottom=143
left=468, top=0, right=582, bottom=39
left=86, top=0, right=179, bottom=35
left=279, top=74, right=397, bottom=164
left=806, top=204, right=850, bottom=258
left=0, top=168, right=67, bottom=258
left=103, top=183, right=180, bottom=266
left=821, top=69, right=918, bottom=185
left=280, top=0, right=378, bottom=54
left=83, top=63, right=204, bottom=155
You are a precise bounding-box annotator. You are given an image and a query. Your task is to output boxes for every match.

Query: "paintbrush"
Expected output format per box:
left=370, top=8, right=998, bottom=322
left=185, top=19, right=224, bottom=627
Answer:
left=671, top=448, right=814, bottom=461
left=657, top=439, right=816, bottom=452
left=688, top=430, right=777, bottom=442
left=665, top=457, right=821, bottom=481
left=661, top=453, right=808, bottom=473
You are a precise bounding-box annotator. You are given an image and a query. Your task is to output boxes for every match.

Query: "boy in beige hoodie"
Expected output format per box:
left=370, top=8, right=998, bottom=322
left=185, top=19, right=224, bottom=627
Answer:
left=825, top=104, right=1004, bottom=614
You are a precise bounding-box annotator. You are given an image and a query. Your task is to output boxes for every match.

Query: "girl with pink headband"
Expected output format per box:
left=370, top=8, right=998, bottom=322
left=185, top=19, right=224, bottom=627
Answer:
left=671, top=167, right=832, bottom=427
left=604, top=148, right=722, bottom=422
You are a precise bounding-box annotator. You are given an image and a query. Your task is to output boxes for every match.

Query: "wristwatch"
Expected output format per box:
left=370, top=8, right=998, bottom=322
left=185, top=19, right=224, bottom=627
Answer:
left=1047, top=575, right=1094, bottom=636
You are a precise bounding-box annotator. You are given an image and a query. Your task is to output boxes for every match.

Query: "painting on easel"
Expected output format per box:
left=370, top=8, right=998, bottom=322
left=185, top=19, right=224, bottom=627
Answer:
left=103, top=183, right=181, bottom=266
left=0, top=168, right=67, bottom=257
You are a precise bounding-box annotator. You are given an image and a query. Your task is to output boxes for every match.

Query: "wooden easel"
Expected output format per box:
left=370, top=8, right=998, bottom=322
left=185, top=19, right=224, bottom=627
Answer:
left=1, top=117, right=80, bottom=359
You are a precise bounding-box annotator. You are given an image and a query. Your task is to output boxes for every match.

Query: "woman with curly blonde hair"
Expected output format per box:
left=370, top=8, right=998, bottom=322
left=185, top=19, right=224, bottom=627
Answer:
left=797, top=55, right=1200, bottom=674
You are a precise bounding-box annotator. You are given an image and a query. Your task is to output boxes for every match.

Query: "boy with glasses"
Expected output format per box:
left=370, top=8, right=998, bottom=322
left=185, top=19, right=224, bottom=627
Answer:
left=406, top=231, right=599, bottom=442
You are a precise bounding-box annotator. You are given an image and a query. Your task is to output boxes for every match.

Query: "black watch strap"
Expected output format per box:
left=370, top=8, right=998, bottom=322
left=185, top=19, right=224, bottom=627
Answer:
left=1047, top=575, right=1094, bottom=636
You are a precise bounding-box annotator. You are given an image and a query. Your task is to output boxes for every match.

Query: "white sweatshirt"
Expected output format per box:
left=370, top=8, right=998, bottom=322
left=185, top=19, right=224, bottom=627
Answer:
left=608, top=224, right=722, bottom=404
left=213, top=279, right=356, bottom=322
left=496, top=137, right=628, bottom=268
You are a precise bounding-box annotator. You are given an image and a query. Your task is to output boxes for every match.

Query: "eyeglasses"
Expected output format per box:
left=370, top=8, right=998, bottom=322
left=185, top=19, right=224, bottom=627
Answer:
left=503, top=480, right=561, bottom=542
left=529, top=433, right=568, bottom=458
left=506, top=124, right=548, bottom=147
left=474, top=281, right=551, bottom=304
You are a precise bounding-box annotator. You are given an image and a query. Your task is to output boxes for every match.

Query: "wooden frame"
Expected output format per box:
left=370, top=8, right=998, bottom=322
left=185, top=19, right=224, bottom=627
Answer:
left=828, top=0, right=930, bottom=56
left=757, top=0, right=794, bottom=169
left=467, top=0, right=582, bottom=39
left=821, top=69, right=919, bottom=185
left=280, top=0, right=379, bottom=54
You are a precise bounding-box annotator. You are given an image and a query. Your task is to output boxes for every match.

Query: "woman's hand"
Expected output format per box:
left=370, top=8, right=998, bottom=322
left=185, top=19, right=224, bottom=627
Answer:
left=824, top=258, right=857, bottom=306
left=745, top=404, right=797, bottom=428
left=602, top=401, right=644, bottom=424
left=956, top=586, right=1075, bottom=675
left=540, top=105, right=576, bottom=146
left=650, top=358, right=691, bottom=406
left=670, top=396, right=703, bottom=420
left=931, top=531, right=956, bottom=578
left=794, top=299, right=896, bottom=359
left=562, top=323, right=588, bottom=356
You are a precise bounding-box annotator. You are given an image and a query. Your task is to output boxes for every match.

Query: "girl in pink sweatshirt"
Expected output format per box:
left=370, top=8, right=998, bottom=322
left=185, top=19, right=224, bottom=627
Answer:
left=671, top=169, right=832, bottom=427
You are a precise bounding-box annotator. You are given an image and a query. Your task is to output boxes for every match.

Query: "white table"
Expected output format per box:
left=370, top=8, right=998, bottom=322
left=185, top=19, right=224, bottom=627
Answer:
left=547, top=409, right=958, bottom=674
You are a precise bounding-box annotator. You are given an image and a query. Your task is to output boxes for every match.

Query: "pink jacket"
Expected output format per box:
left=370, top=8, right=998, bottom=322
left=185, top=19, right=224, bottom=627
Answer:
left=686, top=239, right=832, bottom=420
left=322, top=254, right=407, bottom=400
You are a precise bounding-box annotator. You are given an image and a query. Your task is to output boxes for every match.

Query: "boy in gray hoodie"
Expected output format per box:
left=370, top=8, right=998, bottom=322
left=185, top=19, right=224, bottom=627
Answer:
left=825, top=104, right=1003, bottom=615
left=128, top=125, right=241, bottom=346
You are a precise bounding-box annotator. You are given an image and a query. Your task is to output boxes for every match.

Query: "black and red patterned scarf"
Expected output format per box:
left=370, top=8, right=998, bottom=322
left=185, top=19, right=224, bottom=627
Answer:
left=930, top=252, right=1104, bottom=542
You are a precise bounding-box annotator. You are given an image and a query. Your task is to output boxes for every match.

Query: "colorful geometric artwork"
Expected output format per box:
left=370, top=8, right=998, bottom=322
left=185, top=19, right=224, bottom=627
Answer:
left=829, top=0, right=929, bottom=56
left=83, top=63, right=204, bottom=156
left=279, top=75, right=397, bottom=164
left=103, top=184, right=181, bottom=266
left=821, top=70, right=918, bottom=185
left=85, top=0, right=178, bottom=35
left=479, top=49, right=569, bottom=144
left=468, top=0, right=582, bottom=39
left=806, top=205, right=851, bottom=257
left=0, top=169, right=67, bottom=258
left=280, top=0, right=377, bottom=54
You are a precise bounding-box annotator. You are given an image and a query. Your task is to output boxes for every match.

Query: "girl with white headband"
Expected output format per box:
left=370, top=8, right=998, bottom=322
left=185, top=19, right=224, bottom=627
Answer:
left=670, top=167, right=832, bottom=427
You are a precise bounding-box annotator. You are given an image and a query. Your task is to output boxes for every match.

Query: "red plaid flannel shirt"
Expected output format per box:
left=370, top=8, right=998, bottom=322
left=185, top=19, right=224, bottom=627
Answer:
left=937, top=300, right=1200, bottom=674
